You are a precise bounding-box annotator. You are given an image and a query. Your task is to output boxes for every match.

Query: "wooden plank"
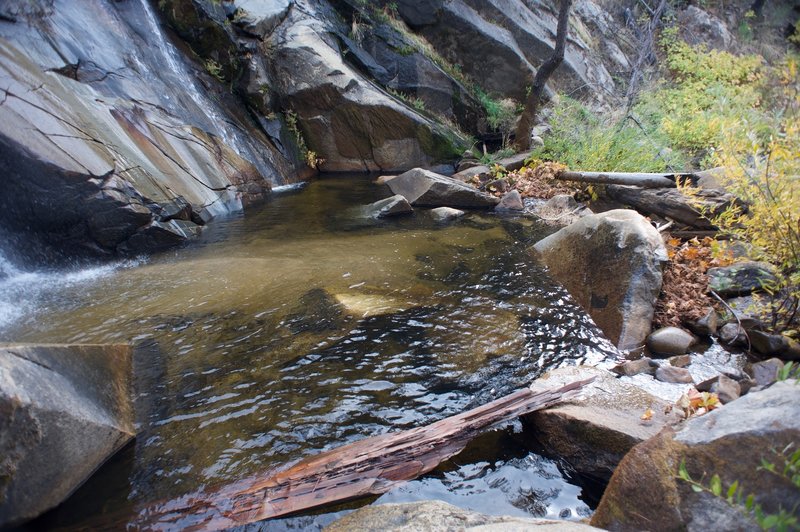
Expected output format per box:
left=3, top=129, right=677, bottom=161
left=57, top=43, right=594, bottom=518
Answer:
left=134, top=378, right=594, bottom=531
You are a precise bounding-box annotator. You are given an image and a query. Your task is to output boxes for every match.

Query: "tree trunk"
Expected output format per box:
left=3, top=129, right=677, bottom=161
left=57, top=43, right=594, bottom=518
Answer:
left=514, top=0, right=573, bottom=151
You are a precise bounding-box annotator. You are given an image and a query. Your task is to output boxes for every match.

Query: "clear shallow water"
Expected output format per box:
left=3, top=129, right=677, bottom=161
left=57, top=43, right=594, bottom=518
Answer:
left=1, top=175, right=618, bottom=529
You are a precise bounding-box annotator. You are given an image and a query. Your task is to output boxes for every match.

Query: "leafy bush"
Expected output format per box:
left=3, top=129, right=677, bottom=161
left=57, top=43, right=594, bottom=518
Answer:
left=646, top=28, right=765, bottom=156
left=531, top=96, right=686, bottom=172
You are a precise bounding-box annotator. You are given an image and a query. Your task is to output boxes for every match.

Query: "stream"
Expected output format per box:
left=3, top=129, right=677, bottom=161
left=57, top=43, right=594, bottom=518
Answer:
left=0, top=175, right=619, bottom=530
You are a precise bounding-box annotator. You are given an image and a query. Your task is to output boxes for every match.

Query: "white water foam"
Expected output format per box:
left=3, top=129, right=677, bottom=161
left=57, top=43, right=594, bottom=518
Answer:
left=0, top=253, right=145, bottom=331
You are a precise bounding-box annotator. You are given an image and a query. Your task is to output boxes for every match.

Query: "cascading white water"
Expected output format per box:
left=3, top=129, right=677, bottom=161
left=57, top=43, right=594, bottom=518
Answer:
left=0, top=248, right=143, bottom=330
left=138, top=0, right=252, bottom=162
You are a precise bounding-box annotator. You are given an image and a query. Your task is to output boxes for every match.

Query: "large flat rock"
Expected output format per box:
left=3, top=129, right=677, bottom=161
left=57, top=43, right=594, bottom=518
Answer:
left=527, top=366, right=682, bottom=480
left=388, top=168, right=499, bottom=208
left=0, top=344, right=135, bottom=527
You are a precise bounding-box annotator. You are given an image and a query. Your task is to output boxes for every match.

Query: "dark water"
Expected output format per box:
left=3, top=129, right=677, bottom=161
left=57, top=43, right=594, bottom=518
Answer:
left=1, top=175, right=618, bottom=529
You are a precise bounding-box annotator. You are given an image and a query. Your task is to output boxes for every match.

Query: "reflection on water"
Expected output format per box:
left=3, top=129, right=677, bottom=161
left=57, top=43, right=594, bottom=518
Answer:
left=1, top=175, right=619, bottom=529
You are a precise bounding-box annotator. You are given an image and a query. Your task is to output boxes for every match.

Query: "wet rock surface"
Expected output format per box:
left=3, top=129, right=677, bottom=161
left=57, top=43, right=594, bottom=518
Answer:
left=647, top=326, right=697, bottom=357
left=0, top=0, right=297, bottom=258
left=0, top=344, right=134, bottom=527
left=527, top=366, right=682, bottom=481
left=324, top=500, right=602, bottom=531
left=533, top=210, right=667, bottom=351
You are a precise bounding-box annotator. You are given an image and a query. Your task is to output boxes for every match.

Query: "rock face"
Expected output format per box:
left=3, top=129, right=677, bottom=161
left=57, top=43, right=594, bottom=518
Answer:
left=264, top=1, right=465, bottom=172
left=388, top=168, right=500, bottom=208
left=677, top=5, right=733, bottom=50
left=0, top=344, right=135, bottom=527
left=526, top=366, right=682, bottom=480
left=533, top=210, right=668, bottom=351
left=393, top=0, right=624, bottom=102
left=324, top=500, right=602, bottom=531
left=592, top=380, right=800, bottom=531
left=0, top=0, right=303, bottom=258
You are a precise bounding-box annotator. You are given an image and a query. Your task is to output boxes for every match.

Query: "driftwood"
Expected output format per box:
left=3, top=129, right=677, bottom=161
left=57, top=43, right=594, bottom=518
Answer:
left=556, top=171, right=680, bottom=188
left=135, top=378, right=594, bottom=531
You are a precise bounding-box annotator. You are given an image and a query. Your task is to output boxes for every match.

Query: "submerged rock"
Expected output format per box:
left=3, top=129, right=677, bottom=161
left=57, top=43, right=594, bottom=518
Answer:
left=324, top=500, right=602, bottom=531
left=365, top=195, right=413, bottom=218
left=592, top=380, right=800, bottom=531
left=430, top=207, right=465, bottom=221
left=285, top=288, right=347, bottom=333
left=388, top=168, right=499, bottom=208
left=0, top=344, right=134, bottom=527
left=533, top=210, right=667, bottom=351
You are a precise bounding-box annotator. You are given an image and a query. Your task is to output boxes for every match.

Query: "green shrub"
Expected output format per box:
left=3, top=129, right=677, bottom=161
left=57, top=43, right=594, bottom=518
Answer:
left=531, top=97, right=686, bottom=172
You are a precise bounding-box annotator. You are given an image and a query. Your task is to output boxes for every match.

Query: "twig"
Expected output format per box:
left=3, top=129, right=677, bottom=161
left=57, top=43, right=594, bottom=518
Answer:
left=657, top=220, right=674, bottom=233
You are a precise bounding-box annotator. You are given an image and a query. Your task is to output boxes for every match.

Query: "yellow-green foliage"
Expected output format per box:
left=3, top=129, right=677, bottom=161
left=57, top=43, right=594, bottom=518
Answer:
left=532, top=97, right=686, bottom=172
left=682, top=55, right=800, bottom=331
left=649, top=28, right=764, bottom=154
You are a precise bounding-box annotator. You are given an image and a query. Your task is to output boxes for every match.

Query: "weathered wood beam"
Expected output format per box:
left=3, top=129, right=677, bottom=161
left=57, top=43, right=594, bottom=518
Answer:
left=135, top=378, right=594, bottom=531
left=556, top=171, right=681, bottom=188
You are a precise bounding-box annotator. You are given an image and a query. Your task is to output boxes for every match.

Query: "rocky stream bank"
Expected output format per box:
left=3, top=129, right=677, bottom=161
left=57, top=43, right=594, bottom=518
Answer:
left=3, top=162, right=798, bottom=530
left=1, top=0, right=798, bottom=529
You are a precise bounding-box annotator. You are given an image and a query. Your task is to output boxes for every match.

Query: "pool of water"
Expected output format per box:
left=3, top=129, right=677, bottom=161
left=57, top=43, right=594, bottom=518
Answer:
left=1, top=175, right=618, bottom=529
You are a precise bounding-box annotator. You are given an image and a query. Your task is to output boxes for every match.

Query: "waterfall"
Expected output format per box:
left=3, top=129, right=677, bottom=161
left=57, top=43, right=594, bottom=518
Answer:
left=0, top=246, right=143, bottom=331
left=137, top=0, right=278, bottom=181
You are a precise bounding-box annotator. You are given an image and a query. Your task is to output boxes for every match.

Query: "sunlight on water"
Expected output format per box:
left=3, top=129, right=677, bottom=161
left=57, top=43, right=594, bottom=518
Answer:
left=2, top=175, right=618, bottom=530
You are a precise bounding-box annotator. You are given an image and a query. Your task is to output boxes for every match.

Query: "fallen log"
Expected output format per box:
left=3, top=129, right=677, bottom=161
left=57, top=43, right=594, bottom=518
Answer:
left=557, top=171, right=682, bottom=188
left=605, top=184, right=738, bottom=230
left=135, top=378, right=594, bottom=531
